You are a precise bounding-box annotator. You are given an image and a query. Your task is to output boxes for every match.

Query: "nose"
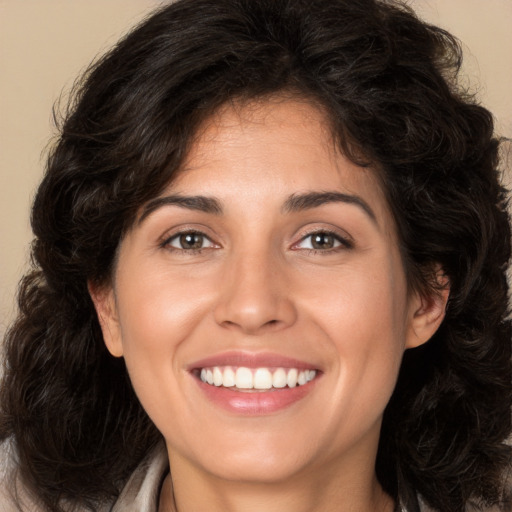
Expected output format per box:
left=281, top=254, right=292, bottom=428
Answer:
left=213, top=249, right=298, bottom=335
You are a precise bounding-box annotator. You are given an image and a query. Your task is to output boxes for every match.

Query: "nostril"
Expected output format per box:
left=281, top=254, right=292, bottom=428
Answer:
left=214, top=290, right=298, bottom=333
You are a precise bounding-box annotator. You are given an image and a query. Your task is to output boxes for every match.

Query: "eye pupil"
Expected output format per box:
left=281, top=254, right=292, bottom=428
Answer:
left=311, top=233, right=334, bottom=249
left=180, top=233, right=203, bottom=249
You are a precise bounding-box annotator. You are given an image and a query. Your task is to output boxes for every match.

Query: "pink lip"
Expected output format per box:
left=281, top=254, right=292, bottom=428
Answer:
left=188, top=351, right=318, bottom=371
left=196, top=380, right=317, bottom=415
left=188, top=351, right=320, bottom=415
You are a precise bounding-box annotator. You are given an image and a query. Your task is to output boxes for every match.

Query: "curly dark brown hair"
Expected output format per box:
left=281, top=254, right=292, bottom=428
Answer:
left=1, top=0, right=510, bottom=511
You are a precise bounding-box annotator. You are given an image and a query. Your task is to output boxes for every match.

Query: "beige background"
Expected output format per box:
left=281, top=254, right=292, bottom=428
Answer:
left=1, top=0, right=511, bottom=337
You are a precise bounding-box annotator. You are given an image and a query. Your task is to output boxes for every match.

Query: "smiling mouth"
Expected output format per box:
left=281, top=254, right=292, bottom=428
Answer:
left=196, top=366, right=318, bottom=391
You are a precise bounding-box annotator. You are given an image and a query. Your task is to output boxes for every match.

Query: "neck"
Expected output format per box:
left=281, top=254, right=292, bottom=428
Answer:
left=159, top=451, right=395, bottom=512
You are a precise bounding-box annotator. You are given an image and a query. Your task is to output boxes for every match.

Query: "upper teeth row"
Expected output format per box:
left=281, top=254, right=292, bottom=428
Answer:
left=199, top=366, right=317, bottom=390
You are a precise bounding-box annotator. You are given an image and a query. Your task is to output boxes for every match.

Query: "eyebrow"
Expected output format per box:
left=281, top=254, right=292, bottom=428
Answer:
left=138, top=190, right=376, bottom=224
left=282, top=191, right=376, bottom=223
left=139, top=195, right=223, bottom=223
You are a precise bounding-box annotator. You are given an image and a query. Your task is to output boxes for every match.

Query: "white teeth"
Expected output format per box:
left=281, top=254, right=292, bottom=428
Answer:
left=272, top=368, right=287, bottom=388
left=235, top=367, right=253, bottom=389
left=213, top=367, right=223, bottom=386
left=287, top=368, right=298, bottom=388
left=254, top=368, right=272, bottom=390
left=199, top=366, right=317, bottom=390
left=223, top=367, right=236, bottom=387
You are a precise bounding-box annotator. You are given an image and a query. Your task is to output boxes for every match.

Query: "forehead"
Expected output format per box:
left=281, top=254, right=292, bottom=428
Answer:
left=164, top=97, right=393, bottom=229
left=179, top=99, right=375, bottom=184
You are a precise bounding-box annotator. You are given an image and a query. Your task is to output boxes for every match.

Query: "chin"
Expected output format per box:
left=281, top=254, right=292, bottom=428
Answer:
left=170, top=432, right=318, bottom=484
left=202, top=454, right=310, bottom=484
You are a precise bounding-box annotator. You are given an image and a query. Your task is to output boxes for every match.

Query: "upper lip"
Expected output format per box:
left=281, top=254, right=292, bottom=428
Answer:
left=188, top=351, right=319, bottom=371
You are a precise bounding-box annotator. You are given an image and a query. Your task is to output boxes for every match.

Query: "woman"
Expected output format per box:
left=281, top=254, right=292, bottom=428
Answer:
left=1, top=0, right=510, bottom=511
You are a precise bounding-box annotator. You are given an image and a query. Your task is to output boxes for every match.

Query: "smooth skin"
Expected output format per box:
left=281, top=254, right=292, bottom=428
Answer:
left=91, top=96, right=448, bottom=512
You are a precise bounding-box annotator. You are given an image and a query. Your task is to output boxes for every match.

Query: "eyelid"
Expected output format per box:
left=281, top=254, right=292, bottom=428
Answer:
left=168, top=233, right=215, bottom=250
left=160, top=226, right=220, bottom=251
left=291, top=227, right=354, bottom=251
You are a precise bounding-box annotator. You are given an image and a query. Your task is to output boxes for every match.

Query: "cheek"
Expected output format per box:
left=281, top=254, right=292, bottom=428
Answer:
left=116, top=260, right=214, bottom=353
left=303, top=256, right=408, bottom=344
left=112, top=261, right=216, bottom=410
left=299, top=257, right=408, bottom=402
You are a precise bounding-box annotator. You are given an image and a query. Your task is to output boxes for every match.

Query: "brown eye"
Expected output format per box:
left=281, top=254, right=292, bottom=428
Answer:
left=311, top=233, right=337, bottom=250
left=295, top=231, right=351, bottom=251
left=166, top=231, right=214, bottom=250
left=179, top=233, right=204, bottom=249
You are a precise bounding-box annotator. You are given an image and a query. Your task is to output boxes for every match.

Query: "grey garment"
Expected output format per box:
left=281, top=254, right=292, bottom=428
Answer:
left=0, top=439, right=44, bottom=512
left=0, top=440, right=169, bottom=512
left=111, top=442, right=170, bottom=512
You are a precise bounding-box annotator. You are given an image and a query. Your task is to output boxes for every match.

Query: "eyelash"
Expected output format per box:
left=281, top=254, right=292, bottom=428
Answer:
left=161, top=228, right=353, bottom=255
left=293, top=229, right=353, bottom=254
left=161, top=230, right=217, bottom=254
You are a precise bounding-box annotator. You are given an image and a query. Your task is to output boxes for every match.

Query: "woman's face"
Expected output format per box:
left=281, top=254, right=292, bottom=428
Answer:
left=93, top=97, right=444, bottom=486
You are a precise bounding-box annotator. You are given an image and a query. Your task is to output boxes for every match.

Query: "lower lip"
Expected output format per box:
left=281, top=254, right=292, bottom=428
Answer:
left=195, top=377, right=318, bottom=415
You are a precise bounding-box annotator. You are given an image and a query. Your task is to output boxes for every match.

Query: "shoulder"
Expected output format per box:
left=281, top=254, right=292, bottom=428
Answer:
left=418, top=495, right=511, bottom=512
left=0, top=438, right=167, bottom=512
left=0, top=439, right=97, bottom=512
left=111, top=441, right=169, bottom=512
left=0, top=438, right=35, bottom=512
